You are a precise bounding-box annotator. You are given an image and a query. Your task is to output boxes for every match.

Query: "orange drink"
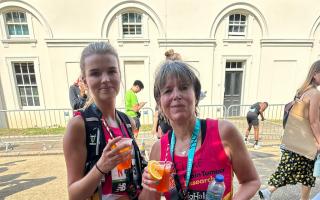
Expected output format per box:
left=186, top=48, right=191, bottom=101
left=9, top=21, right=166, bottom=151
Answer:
left=148, top=160, right=173, bottom=193
left=112, top=138, right=133, bottom=171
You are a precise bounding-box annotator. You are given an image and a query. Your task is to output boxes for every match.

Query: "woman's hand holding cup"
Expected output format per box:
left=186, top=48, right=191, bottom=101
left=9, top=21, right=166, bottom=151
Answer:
left=96, top=136, right=132, bottom=174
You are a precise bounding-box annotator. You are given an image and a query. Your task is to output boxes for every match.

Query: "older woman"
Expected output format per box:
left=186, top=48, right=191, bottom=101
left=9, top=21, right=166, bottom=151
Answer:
left=139, top=60, right=260, bottom=200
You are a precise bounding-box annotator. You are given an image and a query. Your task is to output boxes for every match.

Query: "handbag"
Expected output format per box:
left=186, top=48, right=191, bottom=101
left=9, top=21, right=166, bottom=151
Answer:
left=281, top=98, right=317, bottom=160
left=282, top=96, right=297, bottom=128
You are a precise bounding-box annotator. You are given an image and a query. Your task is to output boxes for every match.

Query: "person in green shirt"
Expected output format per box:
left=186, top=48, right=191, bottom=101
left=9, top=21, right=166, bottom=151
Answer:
left=125, top=80, right=146, bottom=135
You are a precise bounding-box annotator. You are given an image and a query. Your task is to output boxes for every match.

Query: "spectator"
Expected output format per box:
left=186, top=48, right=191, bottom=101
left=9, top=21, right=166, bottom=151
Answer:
left=164, top=49, right=181, bottom=61
left=125, top=80, right=146, bottom=137
left=151, top=105, right=172, bottom=139
left=69, top=76, right=88, bottom=110
left=259, top=60, right=320, bottom=200
left=244, top=102, right=268, bottom=149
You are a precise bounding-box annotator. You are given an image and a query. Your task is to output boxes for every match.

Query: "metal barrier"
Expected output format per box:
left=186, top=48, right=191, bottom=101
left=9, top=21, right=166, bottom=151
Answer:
left=0, top=108, right=73, bottom=129
left=0, top=107, right=155, bottom=129
left=0, top=104, right=286, bottom=152
left=117, top=107, right=154, bottom=126
left=198, top=105, right=227, bottom=119
left=226, top=104, right=285, bottom=145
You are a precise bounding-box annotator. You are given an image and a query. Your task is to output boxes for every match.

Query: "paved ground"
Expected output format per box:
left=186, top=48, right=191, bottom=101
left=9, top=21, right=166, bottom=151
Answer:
left=1, top=135, right=320, bottom=199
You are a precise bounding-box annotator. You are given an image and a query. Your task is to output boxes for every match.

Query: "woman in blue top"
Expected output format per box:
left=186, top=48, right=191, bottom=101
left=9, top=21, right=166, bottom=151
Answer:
left=244, top=102, right=268, bottom=149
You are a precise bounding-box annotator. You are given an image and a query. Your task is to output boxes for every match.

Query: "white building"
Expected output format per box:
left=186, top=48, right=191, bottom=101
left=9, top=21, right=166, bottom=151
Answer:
left=0, top=0, right=320, bottom=127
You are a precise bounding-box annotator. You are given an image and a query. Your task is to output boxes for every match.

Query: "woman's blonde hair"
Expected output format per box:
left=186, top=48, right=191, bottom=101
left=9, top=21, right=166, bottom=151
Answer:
left=296, top=60, right=320, bottom=97
left=80, top=42, right=120, bottom=109
left=164, top=49, right=181, bottom=61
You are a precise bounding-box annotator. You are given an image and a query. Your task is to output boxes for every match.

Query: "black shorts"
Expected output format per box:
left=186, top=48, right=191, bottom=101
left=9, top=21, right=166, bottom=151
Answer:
left=246, top=112, right=259, bottom=126
left=133, top=117, right=141, bottom=130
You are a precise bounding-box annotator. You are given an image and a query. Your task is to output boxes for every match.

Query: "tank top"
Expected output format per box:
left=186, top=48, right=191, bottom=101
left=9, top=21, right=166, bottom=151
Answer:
left=248, top=102, right=260, bottom=115
left=75, top=110, right=131, bottom=199
left=160, top=119, right=233, bottom=200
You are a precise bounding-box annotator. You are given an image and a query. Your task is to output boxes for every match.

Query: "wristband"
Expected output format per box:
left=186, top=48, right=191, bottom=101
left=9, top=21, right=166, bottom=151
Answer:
left=95, top=163, right=106, bottom=175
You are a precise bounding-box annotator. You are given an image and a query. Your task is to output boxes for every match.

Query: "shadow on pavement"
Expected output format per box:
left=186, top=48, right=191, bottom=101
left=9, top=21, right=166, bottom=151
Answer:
left=0, top=172, right=28, bottom=184
left=0, top=160, right=26, bottom=167
left=0, top=167, right=8, bottom=173
left=0, top=172, right=56, bottom=199
left=0, top=159, right=56, bottom=199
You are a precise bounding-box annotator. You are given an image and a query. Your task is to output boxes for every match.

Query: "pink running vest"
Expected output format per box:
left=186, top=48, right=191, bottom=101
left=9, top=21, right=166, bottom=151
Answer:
left=75, top=112, right=130, bottom=197
left=101, top=124, right=129, bottom=196
left=160, top=119, right=233, bottom=200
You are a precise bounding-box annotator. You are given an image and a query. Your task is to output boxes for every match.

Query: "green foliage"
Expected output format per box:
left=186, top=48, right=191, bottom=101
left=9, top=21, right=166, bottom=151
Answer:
left=139, top=124, right=152, bottom=132
left=0, top=127, right=66, bottom=136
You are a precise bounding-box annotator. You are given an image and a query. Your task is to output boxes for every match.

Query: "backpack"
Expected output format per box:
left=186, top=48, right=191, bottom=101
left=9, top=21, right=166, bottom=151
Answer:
left=79, top=104, right=147, bottom=199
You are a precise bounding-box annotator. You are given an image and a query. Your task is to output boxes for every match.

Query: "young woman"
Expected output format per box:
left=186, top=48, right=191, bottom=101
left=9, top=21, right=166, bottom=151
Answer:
left=259, top=60, right=320, bottom=200
left=64, top=42, right=141, bottom=200
left=139, top=60, right=260, bottom=200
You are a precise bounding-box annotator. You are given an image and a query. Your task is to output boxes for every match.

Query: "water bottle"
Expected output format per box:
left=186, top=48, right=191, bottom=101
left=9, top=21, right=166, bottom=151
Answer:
left=206, top=174, right=225, bottom=200
left=313, top=154, right=320, bottom=177
left=140, top=139, right=146, bottom=158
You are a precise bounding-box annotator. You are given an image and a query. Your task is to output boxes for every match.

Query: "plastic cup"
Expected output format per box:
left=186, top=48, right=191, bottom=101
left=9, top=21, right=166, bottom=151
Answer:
left=148, top=161, right=173, bottom=193
left=112, top=138, right=133, bottom=170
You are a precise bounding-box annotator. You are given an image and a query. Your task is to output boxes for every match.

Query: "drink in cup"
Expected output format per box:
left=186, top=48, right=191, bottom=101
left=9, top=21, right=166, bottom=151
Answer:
left=148, top=160, right=173, bottom=192
left=112, top=138, right=133, bottom=171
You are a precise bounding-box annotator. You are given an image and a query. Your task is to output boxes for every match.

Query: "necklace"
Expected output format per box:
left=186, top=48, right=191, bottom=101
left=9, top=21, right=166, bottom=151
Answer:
left=180, top=149, right=188, bottom=155
left=176, top=139, right=191, bottom=155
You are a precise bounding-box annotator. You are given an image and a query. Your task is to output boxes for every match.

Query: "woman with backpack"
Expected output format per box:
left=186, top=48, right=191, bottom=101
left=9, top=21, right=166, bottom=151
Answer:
left=63, top=42, right=144, bottom=200
left=259, top=60, right=320, bottom=200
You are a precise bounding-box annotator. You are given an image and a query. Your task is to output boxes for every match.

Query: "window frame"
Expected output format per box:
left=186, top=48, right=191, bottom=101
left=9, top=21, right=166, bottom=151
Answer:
left=121, top=12, right=143, bottom=38
left=228, top=13, right=247, bottom=37
left=0, top=8, right=35, bottom=41
left=4, top=11, right=30, bottom=38
left=12, top=62, right=40, bottom=107
left=5, top=57, right=43, bottom=109
left=226, top=61, right=244, bottom=70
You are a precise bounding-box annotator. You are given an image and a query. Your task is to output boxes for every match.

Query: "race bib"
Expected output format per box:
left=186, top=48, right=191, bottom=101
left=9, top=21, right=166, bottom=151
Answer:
left=111, top=168, right=129, bottom=193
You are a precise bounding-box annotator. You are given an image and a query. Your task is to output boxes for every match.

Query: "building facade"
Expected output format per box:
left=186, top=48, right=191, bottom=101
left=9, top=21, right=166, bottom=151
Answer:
left=1, top=0, right=320, bottom=121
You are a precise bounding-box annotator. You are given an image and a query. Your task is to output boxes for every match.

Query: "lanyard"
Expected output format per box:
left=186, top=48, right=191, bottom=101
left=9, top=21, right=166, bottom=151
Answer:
left=101, top=112, right=127, bottom=138
left=170, top=118, right=201, bottom=190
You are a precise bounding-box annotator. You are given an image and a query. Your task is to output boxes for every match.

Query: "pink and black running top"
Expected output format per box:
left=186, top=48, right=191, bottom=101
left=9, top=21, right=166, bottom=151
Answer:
left=75, top=111, right=130, bottom=198
left=160, top=119, right=233, bottom=200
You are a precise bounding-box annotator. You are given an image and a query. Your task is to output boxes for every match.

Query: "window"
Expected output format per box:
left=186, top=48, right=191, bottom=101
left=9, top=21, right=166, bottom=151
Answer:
left=228, top=14, right=246, bottom=36
left=122, top=12, right=142, bottom=36
left=13, top=62, right=40, bottom=106
left=226, top=61, right=243, bottom=69
left=4, top=11, right=29, bottom=37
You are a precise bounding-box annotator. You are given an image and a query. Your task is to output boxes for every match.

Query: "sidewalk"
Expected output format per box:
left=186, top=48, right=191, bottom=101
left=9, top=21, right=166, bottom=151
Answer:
left=0, top=135, right=63, bottom=157
left=1, top=134, right=320, bottom=199
left=0, top=131, right=281, bottom=157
